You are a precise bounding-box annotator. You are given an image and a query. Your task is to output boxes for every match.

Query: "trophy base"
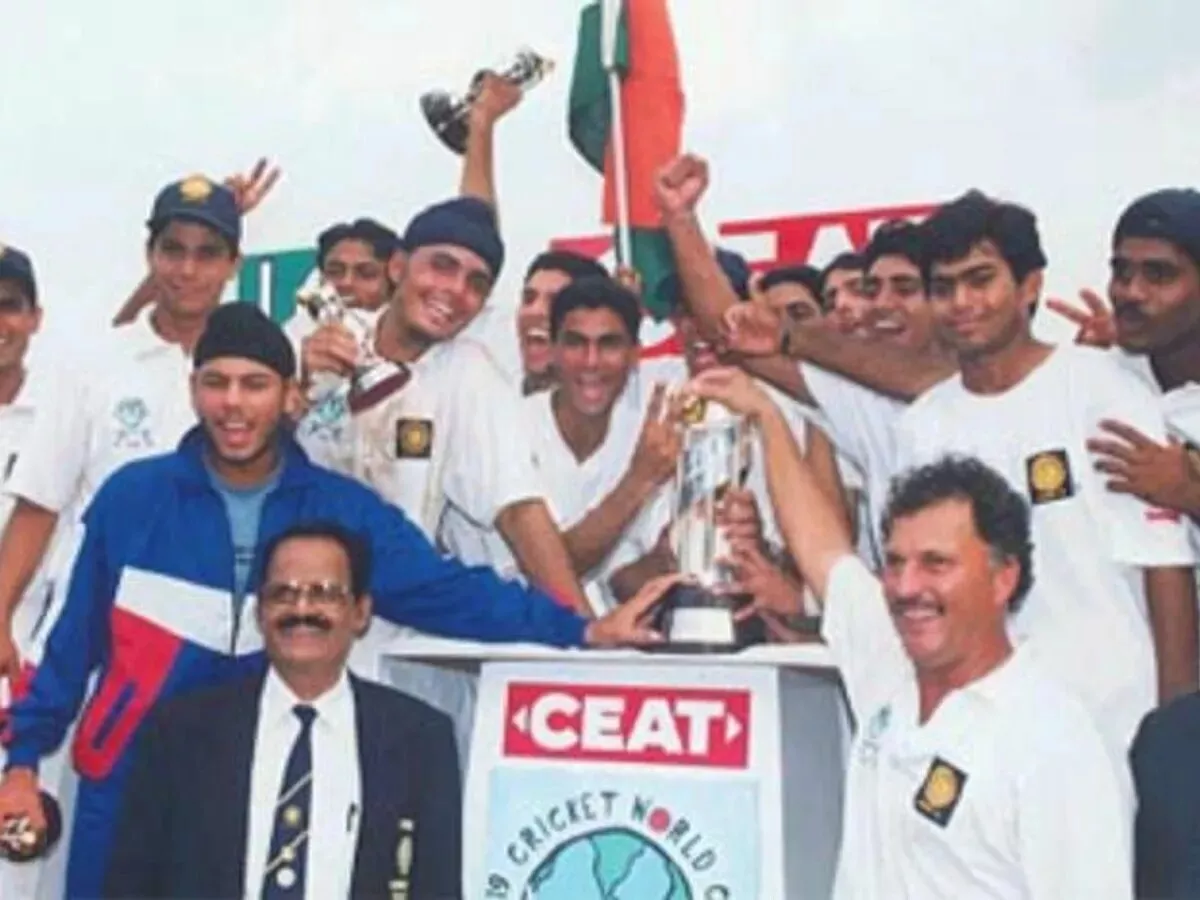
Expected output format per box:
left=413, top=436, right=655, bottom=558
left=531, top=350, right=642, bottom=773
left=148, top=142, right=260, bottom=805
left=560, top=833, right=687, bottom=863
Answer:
left=645, top=583, right=757, bottom=655
left=420, top=92, right=468, bottom=155
left=348, top=364, right=411, bottom=415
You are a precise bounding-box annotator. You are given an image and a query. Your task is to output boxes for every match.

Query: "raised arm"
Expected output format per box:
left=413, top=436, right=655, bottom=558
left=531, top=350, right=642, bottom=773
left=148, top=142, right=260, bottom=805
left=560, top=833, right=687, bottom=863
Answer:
left=689, top=367, right=854, bottom=599
left=458, top=73, right=521, bottom=219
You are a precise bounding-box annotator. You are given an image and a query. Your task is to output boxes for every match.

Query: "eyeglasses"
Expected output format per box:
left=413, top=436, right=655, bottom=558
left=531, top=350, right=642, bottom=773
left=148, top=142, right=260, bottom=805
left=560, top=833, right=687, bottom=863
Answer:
left=259, top=580, right=355, bottom=608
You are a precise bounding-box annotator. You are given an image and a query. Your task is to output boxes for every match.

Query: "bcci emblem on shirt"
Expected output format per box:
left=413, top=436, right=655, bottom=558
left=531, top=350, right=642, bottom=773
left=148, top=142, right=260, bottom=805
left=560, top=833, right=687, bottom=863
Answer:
left=913, top=757, right=968, bottom=828
left=394, top=419, right=433, bottom=460
left=113, top=396, right=153, bottom=449
left=1025, top=449, right=1073, bottom=505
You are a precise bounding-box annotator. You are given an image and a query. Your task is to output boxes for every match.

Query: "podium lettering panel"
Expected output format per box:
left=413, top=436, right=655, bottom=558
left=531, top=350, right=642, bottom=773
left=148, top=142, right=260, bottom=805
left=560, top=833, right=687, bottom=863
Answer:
left=459, top=654, right=848, bottom=900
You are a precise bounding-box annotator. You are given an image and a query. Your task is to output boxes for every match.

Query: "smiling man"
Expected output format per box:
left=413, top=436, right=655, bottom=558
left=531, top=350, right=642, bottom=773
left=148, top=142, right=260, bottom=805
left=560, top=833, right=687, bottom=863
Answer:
left=298, top=196, right=588, bottom=611
left=105, top=523, right=464, bottom=899
left=285, top=217, right=400, bottom=349
left=0, top=303, right=672, bottom=897
left=689, top=363, right=1131, bottom=898
left=515, top=250, right=609, bottom=396
left=490, top=275, right=681, bottom=611
left=894, top=190, right=1198, bottom=772
left=0, top=176, right=243, bottom=689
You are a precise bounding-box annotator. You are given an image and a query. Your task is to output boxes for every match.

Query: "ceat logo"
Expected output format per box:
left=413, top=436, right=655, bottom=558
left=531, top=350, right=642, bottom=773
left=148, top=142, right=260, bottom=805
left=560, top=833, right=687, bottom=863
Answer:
left=503, top=682, right=751, bottom=769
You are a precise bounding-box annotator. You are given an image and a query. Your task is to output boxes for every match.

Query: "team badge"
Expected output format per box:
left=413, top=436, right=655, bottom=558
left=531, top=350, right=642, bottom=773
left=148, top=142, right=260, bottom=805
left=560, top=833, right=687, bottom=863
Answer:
left=178, top=175, right=213, bottom=203
left=113, top=397, right=153, bottom=449
left=1025, top=449, right=1073, bottom=505
left=680, top=395, right=707, bottom=425
left=395, top=419, right=433, bottom=459
left=914, top=756, right=968, bottom=827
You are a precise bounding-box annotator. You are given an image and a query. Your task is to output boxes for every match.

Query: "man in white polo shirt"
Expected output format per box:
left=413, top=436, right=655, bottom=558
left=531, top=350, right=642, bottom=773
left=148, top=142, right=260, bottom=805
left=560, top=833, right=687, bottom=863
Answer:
left=894, top=190, right=1197, bottom=765
left=1077, top=190, right=1200, bottom=541
left=0, top=243, right=59, bottom=900
left=689, top=364, right=1131, bottom=899
left=0, top=176, right=244, bottom=687
left=469, top=274, right=682, bottom=612
left=297, top=196, right=587, bottom=610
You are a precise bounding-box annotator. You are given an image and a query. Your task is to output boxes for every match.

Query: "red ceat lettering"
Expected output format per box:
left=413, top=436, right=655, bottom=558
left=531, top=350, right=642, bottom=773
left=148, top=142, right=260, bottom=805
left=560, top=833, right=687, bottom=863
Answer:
left=503, top=682, right=751, bottom=769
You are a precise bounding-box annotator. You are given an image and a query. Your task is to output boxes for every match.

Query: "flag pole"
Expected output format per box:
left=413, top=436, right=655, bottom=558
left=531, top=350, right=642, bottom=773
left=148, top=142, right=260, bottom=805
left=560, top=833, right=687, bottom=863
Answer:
left=602, top=0, right=632, bottom=269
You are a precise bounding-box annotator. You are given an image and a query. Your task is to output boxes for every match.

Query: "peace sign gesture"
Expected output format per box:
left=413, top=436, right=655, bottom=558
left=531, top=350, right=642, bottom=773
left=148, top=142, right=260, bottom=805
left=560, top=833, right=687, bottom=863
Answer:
left=223, top=157, right=282, bottom=215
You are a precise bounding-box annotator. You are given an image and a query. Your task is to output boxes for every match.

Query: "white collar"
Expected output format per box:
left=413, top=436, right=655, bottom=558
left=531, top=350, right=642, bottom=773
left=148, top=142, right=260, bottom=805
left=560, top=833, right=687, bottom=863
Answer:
left=123, top=306, right=195, bottom=361
left=259, top=666, right=355, bottom=735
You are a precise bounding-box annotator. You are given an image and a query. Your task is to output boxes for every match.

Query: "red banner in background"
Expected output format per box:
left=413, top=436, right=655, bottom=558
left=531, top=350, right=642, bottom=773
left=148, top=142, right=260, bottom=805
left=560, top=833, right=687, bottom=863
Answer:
left=550, top=203, right=938, bottom=270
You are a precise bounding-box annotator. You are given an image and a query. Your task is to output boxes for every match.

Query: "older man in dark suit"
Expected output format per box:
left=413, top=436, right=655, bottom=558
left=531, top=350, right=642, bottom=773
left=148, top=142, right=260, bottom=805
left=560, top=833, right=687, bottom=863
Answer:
left=103, top=521, right=462, bottom=900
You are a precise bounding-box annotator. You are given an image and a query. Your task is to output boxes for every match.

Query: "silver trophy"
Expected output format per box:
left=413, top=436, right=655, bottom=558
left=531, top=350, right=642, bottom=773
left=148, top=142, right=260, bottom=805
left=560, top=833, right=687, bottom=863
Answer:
left=420, top=48, right=555, bottom=154
left=655, top=398, right=754, bottom=653
left=295, top=282, right=410, bottom=415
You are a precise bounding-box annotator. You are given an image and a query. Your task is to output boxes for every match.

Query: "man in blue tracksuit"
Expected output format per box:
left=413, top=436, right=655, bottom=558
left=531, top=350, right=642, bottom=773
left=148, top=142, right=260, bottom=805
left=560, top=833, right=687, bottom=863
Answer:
left=0, top=302, right=674, bottom=897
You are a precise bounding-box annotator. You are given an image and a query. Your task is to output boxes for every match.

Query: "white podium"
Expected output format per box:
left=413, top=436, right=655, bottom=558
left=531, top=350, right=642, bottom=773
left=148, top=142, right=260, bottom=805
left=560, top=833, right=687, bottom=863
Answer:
left=382, top=639, right=850, bottom=900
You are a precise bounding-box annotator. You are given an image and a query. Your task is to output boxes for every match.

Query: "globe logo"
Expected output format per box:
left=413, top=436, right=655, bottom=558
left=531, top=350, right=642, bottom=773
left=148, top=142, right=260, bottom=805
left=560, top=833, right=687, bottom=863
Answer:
left=524, top=826, right=691, bottom=900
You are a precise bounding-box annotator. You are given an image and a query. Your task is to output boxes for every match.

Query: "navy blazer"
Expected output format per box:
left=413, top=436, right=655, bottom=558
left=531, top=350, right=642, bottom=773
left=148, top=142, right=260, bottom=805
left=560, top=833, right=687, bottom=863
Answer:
left=103, top=671, right=463, bottom=899
left=1131, top=691, right=1200, bottom=900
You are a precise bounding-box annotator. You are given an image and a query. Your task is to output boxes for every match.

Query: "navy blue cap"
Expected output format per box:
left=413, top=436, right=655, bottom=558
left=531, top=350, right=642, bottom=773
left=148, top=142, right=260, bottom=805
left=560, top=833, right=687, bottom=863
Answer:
left=194, top=302, right=295, bottom=379
left=661, top=247, right=752, bottom=310
left=0, top=244, right=37, bottom=305
left=401, top=197, right=504, bottom=279
left=147, top=175, right=241, bottom=247
left=1113, top=188, right=1200, bottom=268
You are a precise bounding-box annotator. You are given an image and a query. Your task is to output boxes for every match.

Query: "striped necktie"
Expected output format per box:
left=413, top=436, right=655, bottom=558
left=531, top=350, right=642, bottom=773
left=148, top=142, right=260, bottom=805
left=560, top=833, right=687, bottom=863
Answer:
left=261, top=705, right=317, bottom=899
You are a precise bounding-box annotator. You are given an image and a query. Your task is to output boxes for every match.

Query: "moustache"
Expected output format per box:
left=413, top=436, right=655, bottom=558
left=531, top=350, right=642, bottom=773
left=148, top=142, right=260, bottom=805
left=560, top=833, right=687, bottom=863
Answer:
left=276, top=614, right=333, bottom=633
left=889, top=595, right=945, bottom=616
left=1112, top=302, right=1147, bottom=324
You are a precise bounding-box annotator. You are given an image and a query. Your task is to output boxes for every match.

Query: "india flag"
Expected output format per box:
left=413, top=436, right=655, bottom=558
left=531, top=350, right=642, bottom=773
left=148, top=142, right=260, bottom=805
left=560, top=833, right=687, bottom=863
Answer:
left=567, top=0, right=685, bottom=320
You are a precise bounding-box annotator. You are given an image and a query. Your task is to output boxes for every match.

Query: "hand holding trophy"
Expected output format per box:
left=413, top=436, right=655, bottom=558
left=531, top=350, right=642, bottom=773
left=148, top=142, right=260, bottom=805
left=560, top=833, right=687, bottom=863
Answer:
left=420, top=48, right=555, bottom=154
left=651, top=393, right=756, bottom=653
left=296, top=281, right=410, bottom=414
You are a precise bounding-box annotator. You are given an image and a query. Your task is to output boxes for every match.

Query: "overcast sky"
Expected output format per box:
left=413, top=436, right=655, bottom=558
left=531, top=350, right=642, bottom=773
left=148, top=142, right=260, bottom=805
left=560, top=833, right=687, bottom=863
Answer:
left=2, top=0, right=1197, bottom=358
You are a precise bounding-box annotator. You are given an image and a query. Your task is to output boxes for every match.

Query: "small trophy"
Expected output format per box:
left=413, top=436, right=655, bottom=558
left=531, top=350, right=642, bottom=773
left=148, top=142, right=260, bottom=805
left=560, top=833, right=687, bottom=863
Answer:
left=654, top=399, right=755, bottom=653
left=295, top=281, right=410, bottom=415
left=420, top=48, right=555, bottom=154
left=0, top=791, right=63, bottom=862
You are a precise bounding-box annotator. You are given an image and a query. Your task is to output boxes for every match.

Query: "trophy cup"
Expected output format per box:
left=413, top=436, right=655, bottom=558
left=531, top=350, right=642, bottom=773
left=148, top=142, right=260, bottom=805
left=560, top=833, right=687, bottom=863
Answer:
left=420, top=48, right=555, bottom=154
left=0, top=791, right=63, bottom=862
left=654, top=398, right=756, bottom=653
left=295, top=282, right=410, bottom=414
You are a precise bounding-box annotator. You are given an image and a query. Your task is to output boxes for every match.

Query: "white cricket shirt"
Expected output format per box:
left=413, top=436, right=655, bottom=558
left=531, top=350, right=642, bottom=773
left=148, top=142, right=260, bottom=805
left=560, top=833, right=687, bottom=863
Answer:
left=894, top=344, right=1195, bottom=754
left=825, top=555, right=1132, bottom=900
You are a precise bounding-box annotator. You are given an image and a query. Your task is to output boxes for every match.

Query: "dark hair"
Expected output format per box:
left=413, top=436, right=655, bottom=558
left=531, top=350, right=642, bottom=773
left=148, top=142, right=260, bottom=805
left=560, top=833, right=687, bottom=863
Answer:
left=863, top=220, right=927, bottom=280
left=922, top=190, right=1047, bottom=284
left=819, top=252, right=864, bottom=292
left=316, top=218, right=400, bottom=268
left=550, top=275, right=642, bottom=343
left=759, top=264, right=823, bottom=304
left=146, top=222, right=239, bottom=258
left=525, top=249, right=609, bottom=284
left=882, top=456, right=1034, bottom=612
left=257, top=522, right=373, bottom=598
